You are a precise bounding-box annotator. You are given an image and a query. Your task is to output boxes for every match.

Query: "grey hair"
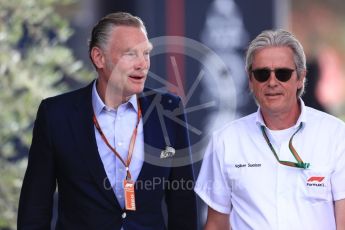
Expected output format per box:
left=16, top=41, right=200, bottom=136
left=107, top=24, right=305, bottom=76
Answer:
left=88, top=12, right=147, bottom=67
left=245, top=29, right=307, bottom=97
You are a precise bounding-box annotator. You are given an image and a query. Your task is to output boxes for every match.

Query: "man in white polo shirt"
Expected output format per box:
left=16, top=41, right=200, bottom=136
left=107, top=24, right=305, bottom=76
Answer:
left=195, top=29, right=345, bottom=229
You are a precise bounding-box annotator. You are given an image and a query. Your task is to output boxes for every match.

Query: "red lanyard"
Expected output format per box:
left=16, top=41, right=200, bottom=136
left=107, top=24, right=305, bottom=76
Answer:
left=93, top=99, right=142, bottom=180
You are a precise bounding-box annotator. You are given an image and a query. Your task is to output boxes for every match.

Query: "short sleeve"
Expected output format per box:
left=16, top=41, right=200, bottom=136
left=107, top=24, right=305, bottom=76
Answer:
left=331, top=135, right=345, bottom=201
left=194, top=133, right=231, bottom=214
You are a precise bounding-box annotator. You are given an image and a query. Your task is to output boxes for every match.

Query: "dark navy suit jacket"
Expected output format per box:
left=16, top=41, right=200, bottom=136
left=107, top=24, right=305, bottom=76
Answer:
left=18, top=81, right=198, bottom=230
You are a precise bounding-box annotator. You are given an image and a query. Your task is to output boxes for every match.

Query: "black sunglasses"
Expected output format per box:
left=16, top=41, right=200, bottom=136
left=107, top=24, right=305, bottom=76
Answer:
left=251, top=68, right=295, bottom=82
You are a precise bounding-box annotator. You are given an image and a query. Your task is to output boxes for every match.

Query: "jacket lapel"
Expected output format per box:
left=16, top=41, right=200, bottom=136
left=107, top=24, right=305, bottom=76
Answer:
left=137, top=90, right=171, bottom=181
left=69, top=82, right=121, bottom=209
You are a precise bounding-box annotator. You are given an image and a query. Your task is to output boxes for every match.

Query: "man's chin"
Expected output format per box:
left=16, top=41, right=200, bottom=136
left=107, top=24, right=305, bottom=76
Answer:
left=128, top=86, right=145, bottom=96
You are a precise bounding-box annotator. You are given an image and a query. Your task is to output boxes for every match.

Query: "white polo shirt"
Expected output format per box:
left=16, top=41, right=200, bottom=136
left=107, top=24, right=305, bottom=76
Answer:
left=195, top=100, right=345, bottom=230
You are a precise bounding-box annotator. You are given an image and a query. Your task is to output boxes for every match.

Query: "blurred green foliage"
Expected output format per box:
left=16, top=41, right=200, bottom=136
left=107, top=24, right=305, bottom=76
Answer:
left=0, top=0, right=93, bottom=228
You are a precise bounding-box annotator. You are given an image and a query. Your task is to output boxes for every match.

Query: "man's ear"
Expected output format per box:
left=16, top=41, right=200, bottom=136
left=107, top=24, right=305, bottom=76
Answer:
left=298, top=70, right=307, bottom=89
left=90, top=47, right=105, bottom=69
left=248, top=73, right=254, bottom=92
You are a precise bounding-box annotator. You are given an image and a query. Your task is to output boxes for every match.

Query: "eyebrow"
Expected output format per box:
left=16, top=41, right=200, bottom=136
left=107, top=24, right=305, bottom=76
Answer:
left=123, top=42, right=153, bottom=53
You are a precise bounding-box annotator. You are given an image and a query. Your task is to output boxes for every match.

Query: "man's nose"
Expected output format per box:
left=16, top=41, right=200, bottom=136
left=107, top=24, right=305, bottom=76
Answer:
left=134, top=54, right=149, bottom=70
left=267, top=71, right=278, bottom=86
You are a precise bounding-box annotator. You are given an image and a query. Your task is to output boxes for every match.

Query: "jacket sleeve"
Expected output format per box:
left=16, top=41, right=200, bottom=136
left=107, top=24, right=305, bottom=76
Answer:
left=18, top=100, right=57, bottom=230
left=165, top=98, right=199, bottom=230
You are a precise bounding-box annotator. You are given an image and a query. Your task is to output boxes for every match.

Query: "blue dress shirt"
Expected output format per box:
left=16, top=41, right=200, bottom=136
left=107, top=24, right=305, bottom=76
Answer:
left=92, top=81, right=144, bottom=209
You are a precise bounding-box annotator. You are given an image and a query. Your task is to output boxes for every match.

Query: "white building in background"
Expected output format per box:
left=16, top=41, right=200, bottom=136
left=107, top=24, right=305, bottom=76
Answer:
left=200, top=0, right=249, bottom=133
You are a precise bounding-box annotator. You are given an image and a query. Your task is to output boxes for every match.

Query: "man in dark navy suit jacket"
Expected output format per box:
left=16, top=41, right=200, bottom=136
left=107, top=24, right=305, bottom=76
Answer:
left=18, top=12, right=198, bottom=230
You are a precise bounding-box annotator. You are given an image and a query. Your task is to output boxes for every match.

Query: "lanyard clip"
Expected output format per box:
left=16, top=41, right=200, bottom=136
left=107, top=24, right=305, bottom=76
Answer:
left=295, top=162, right=310, bottom=169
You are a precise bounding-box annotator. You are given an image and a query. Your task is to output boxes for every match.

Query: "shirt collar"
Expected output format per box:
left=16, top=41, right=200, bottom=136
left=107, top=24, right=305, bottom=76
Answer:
left=255, top=98, right=307, bottom=128
left=128, top=93, right=139, bottom=112
left=92, top=80, right=138, bottom=116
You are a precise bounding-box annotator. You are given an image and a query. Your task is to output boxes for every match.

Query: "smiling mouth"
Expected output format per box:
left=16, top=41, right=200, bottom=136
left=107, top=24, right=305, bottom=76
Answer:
left=129, top=75, right=145, bottom=80
left=265, top=93, right=282, bottom=97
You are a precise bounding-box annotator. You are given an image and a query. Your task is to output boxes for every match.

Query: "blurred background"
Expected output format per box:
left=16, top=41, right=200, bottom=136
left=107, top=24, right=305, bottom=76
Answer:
left=1, top=0, right=345, bottom=229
